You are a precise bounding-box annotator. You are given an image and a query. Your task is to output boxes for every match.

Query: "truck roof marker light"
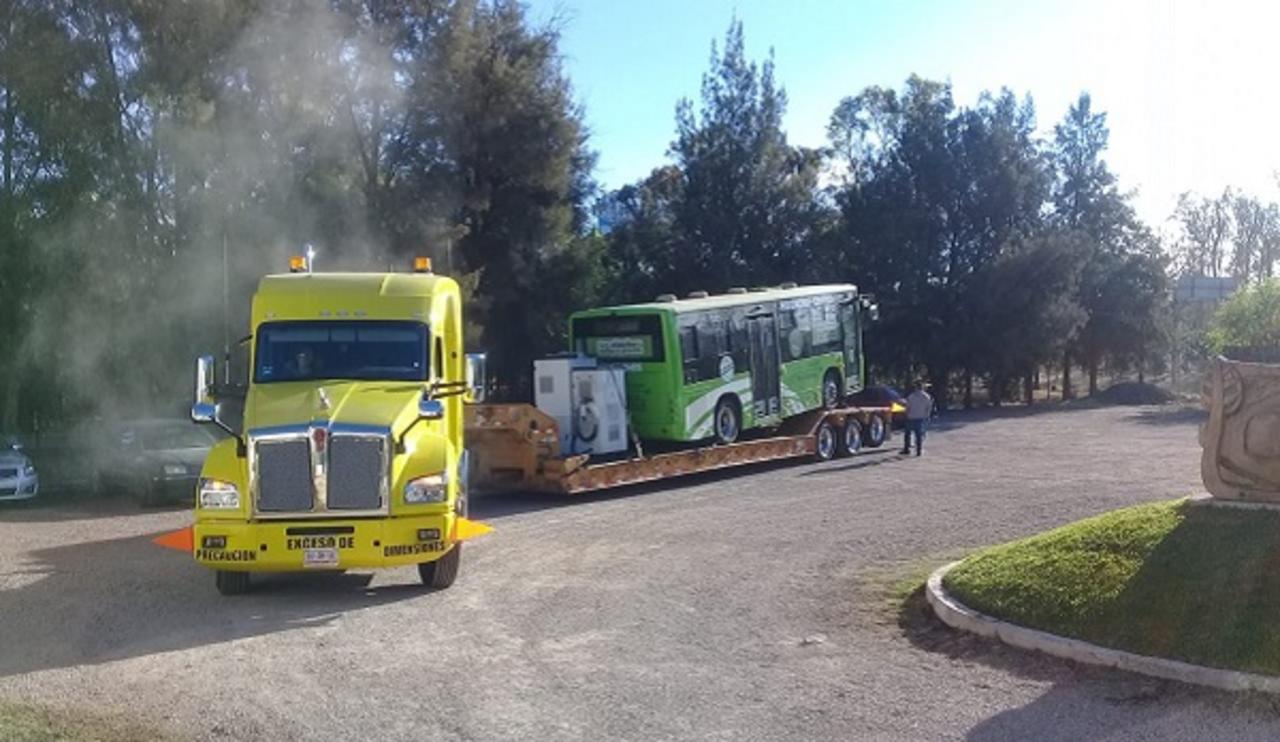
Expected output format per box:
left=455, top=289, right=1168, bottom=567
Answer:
left=452, top=517, right=494, bottom=542
left=289, top=255, right=308, bottom=273
left=413, top=256, right=433, bottom=273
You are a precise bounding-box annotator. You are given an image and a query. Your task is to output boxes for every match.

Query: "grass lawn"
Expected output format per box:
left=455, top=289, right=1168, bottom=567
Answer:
left=0, top=700, right=172, bottom=742
left=944, top=499, right=1280, bottom=676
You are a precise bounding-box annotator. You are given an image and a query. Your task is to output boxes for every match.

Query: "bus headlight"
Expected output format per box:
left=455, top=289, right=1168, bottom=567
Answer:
left=198, top=478, right=240, bottom=509
left=404, top=473, right=447, bottom=504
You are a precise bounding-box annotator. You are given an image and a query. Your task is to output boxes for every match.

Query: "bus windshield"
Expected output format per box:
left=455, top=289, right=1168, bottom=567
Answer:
left=572, top=314, right=666, bottom=362
left=254, top=320, right=429, bottom=383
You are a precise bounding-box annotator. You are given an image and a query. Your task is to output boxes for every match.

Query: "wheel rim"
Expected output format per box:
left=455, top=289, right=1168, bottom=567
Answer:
left=717, top=405, right=738, bottom=442
left=869, top=415, right=884, bottom=442
left=823, top=377, right=839, bottom=407
left=845, top=421, right=862, bottom=454
left=817, top=425, right=835, bottom=459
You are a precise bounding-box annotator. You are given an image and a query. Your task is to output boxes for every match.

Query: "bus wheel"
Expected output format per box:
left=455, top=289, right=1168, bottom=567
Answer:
left=215, top=570, right=250, bottom=596
left=713, top=397, right=741, bottom=445
left=419, top=544, right=462, bottom=590
left=842, top=418, right=863, bottom=456
left=822, top=370, right=842, bottom=409
left=862, top=414, right=887, bottom=448
left=814, top=419, right=838, bottom=462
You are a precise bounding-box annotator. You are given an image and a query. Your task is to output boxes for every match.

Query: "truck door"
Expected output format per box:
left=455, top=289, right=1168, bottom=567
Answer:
left=840, top=301, right=862, bottom=393
left=747, top=312, right=781, bottom=420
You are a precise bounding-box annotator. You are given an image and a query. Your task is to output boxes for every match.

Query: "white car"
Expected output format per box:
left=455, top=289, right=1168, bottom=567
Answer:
left=0, top=441, right=39, bottom=502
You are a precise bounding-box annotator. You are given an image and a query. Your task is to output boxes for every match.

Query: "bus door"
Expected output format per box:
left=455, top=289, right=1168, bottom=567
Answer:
left=747, top=311, right=781, bottom=420
left=839, top=300, right=862, bottom=392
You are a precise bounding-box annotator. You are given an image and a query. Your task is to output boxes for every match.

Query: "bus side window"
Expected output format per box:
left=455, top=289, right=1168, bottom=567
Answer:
left=680, top=326, right=699, bottom=384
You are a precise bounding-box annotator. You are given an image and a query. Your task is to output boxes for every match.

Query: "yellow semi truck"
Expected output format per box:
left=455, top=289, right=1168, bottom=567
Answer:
left=189, top=256, right=484, bottom=595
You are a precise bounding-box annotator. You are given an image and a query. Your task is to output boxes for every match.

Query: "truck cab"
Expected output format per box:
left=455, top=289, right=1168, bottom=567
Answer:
left=190, top=257, right=482, bottom=595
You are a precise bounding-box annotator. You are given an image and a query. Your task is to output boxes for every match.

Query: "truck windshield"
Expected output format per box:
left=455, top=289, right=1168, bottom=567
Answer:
left=254, top=321, right=429, bottom=383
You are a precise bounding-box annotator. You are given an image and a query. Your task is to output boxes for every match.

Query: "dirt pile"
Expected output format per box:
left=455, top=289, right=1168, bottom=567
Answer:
left=1094, top=382, right=1175, bottom=406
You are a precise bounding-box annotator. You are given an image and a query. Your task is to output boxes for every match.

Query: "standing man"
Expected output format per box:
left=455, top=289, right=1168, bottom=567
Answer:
left=901, top=381, right=934, bottom=457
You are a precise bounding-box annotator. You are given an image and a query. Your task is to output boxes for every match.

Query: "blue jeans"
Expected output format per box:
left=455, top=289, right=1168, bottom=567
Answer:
left=902, top=418, right=926, bottom=454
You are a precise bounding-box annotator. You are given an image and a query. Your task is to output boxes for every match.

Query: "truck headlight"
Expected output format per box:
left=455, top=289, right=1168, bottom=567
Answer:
left=164, top=464, right=187, bottom=476
left=22, top=463, right=36, bottom=477
left=404, top=473, right=447, bottom=504
left=198, top=478, right=240, bottom=509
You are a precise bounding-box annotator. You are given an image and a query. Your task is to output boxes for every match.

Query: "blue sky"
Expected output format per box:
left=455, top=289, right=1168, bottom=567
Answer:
left=525, top=0, right=1279, bottom=231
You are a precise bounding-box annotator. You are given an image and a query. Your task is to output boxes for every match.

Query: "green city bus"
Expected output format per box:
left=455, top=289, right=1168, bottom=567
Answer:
left=569, top=284, right=873, bottom=444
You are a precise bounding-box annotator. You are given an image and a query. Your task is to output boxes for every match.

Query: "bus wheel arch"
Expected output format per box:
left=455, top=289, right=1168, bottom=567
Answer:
left=713, top=395, right=742, bottom=445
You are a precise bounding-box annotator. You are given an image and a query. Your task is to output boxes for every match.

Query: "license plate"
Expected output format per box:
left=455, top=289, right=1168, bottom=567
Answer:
left=303, top=547, right=339, bottom=568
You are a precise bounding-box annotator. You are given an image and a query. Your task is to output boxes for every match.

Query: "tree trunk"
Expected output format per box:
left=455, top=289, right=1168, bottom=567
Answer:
left=990, top=374, right=1003, bottom=407
left=928, top=367, right=948, bottom=412
left=1088, top=355, right=1099, bottom=396
left=1024, top=372, right=1034, bottom=406
left=1138, top=345, right=1146, bottom=385
left=1062, top=350, right=1074, bottom=400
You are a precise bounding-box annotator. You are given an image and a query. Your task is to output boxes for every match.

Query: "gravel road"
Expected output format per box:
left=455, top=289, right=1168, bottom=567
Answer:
left=4, top=403, right=1279, bottom=741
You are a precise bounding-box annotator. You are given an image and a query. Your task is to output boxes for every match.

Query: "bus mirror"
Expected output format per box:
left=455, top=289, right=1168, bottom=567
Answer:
left=868, top=303, right=880, bottom=322
left=466, top=353, right=488, bottom=403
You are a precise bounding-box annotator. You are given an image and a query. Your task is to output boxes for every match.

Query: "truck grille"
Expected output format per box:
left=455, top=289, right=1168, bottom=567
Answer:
left=327, top=437, right=385, bottom=510
left=251, top=426, right=389, bottom=516
left=255, top=439, right=313, bottom=512
left=0, top=468, right=17, bottom=479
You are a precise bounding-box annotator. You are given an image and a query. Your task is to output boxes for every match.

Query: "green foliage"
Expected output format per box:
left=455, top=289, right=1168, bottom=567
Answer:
left=0, top=0, right=595, bottom=425
left=1207, top=278, right=1280, bottom=353
left=946, top=500, right=1280, bottom=675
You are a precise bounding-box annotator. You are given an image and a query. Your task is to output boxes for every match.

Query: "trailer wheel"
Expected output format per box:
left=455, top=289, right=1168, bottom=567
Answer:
left=822, top=370, right=842, bottom=409
left=842, top=418, right=863, bottom=456
left=814, top=419, right=838, bottom=462
left=713, top=397, right=741, bottom=445
left=418, top=544, right=462, bottom=590
left=215, top=570, right=250, bottom=596
left=862, top=413, right=887, bottom=448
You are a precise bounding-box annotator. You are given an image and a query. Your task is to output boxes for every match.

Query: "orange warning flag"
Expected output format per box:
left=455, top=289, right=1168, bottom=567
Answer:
left=452, top=517, right=493, bottom=542
left=153, top=526, right=194, bottom=552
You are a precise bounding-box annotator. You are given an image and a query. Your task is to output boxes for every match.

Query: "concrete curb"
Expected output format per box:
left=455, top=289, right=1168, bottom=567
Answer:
left=926, top=561, right=1280, bottom=693
left=1186, top=492, right=1280, bottom=512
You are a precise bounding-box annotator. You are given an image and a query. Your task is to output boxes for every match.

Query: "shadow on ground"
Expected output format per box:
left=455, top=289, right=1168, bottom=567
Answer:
left=0, top=531, right=432, bottom=678
left=1124, top=405, right=1207, bottom=427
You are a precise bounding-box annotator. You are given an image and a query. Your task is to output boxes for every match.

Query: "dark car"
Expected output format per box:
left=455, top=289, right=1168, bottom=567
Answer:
left=847, top=385, right=908, bottom=428
left=96, top=420, right=219, bottom=506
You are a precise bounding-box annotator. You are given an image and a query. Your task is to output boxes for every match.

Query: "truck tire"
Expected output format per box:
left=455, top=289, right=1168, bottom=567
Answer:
left=814, top=419, right=838, bottom=462
left=862, top=413, right=887, bottom=448
left=822, top=370, right=842, bottom=409
left=842, top=418, right=863, bottom=456
left=215, top=570, right=250, bottom=596
left=713, top=396, right=741, bottom=445
left=418, top=544, right=461, bottom=590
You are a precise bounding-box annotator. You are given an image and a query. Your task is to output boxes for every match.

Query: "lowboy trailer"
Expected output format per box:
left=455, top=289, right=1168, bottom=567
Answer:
left=466, top=401, right=893, bottom=495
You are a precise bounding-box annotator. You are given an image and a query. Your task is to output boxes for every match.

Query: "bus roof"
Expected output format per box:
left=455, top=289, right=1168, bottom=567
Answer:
left=573, top=284, right=859, bottom=317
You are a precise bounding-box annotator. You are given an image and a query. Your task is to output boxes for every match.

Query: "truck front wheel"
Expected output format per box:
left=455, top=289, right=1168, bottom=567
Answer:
left=418, top=544, right=462, bottom=590
left=215, top=570, right=251, bottom=596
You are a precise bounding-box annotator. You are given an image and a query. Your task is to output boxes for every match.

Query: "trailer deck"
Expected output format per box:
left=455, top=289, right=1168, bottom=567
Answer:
left=465, top=402, right=893, bottom=495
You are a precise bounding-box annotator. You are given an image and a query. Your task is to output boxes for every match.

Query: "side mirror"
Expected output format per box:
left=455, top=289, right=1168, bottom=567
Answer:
left=419, top=396, right=446, bottom=420
left=868, top=303, right=880, bottom=322
left=465, top=353, right=488, bottom=403
left=191, top=355, right=218, bottom=423
left=192, top=355, right=242, bottom=445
